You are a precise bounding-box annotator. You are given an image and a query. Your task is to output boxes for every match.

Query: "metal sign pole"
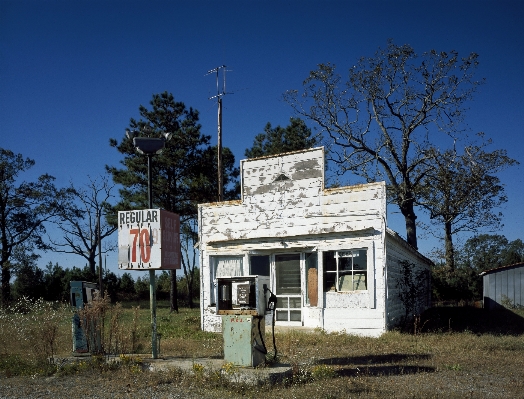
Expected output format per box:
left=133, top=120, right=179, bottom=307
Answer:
left=147, top=153, right=158, bottom=359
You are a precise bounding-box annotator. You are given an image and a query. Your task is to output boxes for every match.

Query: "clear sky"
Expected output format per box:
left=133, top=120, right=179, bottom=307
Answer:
left=1, top=0, right=523, bottom=276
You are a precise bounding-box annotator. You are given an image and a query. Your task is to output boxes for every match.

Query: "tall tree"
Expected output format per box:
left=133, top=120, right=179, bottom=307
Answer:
left=244, top=117, right=319, bottom=158
left=49, top=175, right=117, bottom=279
left=460, top=234, right=524, bottom=274
left=431, top=234, right=524, bottom=301
left=179, top=219, right=199, bottom=308
left=285, top=41, right=483, bottom=249
left=502, top=239, right=524, bottom=266
left=107, top=92, right=239, bottom=310
left=11, top=245, right=45, bottom=300
left=0, top=148, right=74, bottom=306
left=418, top=140, right=517, bottom=270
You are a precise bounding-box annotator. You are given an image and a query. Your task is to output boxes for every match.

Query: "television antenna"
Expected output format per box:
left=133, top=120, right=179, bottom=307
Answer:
left=206, top=65, right=232, bottom=202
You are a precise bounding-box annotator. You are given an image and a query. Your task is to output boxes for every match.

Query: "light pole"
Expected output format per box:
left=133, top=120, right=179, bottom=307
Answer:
left=97, top=209, right=103, bottom=296
left=126, top=129, right=171, bottom=359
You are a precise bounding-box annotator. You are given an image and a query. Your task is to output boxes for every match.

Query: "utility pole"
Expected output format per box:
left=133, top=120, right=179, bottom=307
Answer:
left=206, top=65, right=231, bottom=202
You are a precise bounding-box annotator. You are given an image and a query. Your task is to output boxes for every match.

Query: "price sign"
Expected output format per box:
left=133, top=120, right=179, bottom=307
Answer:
left=118, top=209, right=180, bottom=270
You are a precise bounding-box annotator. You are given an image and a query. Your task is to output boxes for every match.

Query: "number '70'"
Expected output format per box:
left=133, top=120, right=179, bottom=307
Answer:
left=129, top=228, right=151, bottom=263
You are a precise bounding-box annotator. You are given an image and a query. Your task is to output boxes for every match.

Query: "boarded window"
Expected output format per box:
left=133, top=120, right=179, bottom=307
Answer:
left=305, top=252, right=318, bottom=306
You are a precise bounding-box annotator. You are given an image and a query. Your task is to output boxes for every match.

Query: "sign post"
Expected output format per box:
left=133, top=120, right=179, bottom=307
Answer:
left=118, top=208, right=180, bottom=358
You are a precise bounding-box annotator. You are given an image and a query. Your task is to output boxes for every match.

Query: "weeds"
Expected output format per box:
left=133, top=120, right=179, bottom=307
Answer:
left=1, top=302, right=524, bottom=398
left=0, top=297, right=71, bottom=363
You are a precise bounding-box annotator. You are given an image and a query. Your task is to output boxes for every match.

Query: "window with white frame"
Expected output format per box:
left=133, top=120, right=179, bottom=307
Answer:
left=323, top=249, right=367, bottom=292
left=209, top=255, right=244, bottom=305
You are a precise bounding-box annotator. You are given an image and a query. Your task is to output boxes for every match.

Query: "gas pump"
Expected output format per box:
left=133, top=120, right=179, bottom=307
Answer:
left=70, top=281, right=101, bottom=354
left=216, top=275, right=270, bottom=367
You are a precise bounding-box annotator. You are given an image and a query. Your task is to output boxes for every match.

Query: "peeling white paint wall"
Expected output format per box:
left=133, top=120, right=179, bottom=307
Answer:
left=198, top=147, right=431, bottom=336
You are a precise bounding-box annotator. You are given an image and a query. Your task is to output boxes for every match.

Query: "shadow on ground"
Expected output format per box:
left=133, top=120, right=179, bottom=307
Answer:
left=316, top=353, right=434, bottom=377
left=421, top=306, right=524, bottom=335
left=318, top=353, right=431, bottom=366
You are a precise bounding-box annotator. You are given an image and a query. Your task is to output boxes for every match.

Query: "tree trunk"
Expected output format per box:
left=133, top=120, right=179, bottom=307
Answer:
left=187, top=275, right=194, bottom=309
left=444, top=220, right=455, bottom=271
left=88, top=253, right=96, bottom=281
left=1, top=260, right=11, bottom=307
left=400, top=199, right=418, bottom=249
left=170, top=270, right=178, bottom=313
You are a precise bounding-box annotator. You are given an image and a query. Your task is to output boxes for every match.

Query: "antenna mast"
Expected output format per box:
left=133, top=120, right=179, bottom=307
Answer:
left=206, top=65, right=230, bottom=202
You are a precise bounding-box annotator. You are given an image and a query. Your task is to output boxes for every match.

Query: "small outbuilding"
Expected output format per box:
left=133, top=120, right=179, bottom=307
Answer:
left=481, top=263, right=524, bottom=309
left=198, top=147, right=432, bottom=337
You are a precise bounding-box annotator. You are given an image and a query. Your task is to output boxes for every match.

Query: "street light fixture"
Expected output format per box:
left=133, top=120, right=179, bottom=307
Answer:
left=127, top=128, right=171, bottom=359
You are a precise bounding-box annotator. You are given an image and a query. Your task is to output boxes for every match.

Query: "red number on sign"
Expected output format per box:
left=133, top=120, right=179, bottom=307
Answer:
left=130, top=229, right=139, bottom=262
left=140, top=229, right=151, bottom=262
left=130, top=228, right=151, bottom=263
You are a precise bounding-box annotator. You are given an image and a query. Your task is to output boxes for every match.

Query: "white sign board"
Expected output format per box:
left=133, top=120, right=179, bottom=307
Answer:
left=118, top=209, right=180, bottom=270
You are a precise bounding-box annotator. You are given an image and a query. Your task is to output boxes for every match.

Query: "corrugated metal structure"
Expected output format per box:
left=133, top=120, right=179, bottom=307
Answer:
left=198, top=147, right=432, bottom=337
left=481, top=263, right=524, bottom=309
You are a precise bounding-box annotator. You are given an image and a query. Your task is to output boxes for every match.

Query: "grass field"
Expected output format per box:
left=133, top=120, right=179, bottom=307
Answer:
left=1, top=298, right=523, bottom=398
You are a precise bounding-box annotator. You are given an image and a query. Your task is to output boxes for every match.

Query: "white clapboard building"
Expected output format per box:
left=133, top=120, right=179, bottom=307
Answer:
left=198, top=147, right=431, bottom=336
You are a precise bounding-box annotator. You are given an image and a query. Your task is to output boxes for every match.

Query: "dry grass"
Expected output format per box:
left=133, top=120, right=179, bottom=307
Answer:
left=1, top=301, right=523, bottom=398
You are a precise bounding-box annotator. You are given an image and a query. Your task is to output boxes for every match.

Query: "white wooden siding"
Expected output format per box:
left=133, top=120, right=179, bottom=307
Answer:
left=385, top=230, right=431, bottom=329
left=199, top=147, right=430, bottom=336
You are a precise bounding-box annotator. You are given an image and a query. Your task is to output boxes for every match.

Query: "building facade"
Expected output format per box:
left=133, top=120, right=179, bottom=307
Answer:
left=198, top=147, right=431, bottom=336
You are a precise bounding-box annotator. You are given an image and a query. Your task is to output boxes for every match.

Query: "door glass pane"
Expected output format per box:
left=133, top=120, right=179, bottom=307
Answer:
left=276, top=297, right=288, bottom=308
left=275, top=254, right=301, bottom=295
left=290, top=310, right=301, bottom=321
left=276, top=310, right=288, bottom=321
left=289, top=297, right=301, bottom=308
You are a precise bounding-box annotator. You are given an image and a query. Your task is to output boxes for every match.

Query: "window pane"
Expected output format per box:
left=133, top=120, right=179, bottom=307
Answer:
left=290, top=310, right=301, bottom=321
left=275, top=254, right=301, bottom=295
left=353, top=272, right=367, bottom=290
left=339, top=257, right=352, bottom=271
left=353, top=250, right=367, bottom=270
left=338, top=275, right=354, bottom=291
left=250, top=255, right=270, bottom=276
left=323, top=251, right=336, bottom=272
left=323, top=251, right=337, bottom=291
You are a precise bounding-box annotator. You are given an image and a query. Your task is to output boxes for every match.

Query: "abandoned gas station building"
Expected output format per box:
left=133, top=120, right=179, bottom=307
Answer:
left=198, top=147, right=431, bottom=337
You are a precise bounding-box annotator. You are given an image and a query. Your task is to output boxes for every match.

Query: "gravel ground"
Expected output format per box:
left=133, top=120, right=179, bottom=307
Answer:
left=1, top=369, right=523, bottom=399
left=0, top=374, right=211, bottom=399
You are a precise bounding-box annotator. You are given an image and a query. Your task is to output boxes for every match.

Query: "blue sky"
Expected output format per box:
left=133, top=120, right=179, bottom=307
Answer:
left=1, top=0, right=523, bottom=275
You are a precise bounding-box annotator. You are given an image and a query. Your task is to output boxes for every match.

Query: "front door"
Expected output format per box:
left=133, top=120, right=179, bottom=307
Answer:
left=274, top=254, right=301, bottom=324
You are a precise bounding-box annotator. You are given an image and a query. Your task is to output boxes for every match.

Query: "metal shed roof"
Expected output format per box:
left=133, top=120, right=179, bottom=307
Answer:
left=480, top=262, right=524, bottom=276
